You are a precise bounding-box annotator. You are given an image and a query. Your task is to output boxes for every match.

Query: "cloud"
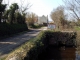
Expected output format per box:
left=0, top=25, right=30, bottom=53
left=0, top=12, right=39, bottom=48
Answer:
left=28, top=0, right=51, bottom=16
left=3, top=0, right=52, bottom=16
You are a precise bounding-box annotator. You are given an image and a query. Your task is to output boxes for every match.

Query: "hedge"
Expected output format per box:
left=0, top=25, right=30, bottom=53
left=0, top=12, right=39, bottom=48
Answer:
left=30, top=24, right=42, bottom=29
left=0, top=23, right=28, bottom=38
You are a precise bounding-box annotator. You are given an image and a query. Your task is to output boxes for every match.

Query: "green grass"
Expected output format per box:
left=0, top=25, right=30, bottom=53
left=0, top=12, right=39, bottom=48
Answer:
left=74, top=26, right=80, bottom=31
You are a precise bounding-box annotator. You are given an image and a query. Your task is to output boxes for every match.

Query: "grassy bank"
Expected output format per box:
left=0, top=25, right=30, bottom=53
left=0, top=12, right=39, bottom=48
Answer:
left=74, top=26, right=80, bottom=31
left=2, top=30, right=53, bottom=60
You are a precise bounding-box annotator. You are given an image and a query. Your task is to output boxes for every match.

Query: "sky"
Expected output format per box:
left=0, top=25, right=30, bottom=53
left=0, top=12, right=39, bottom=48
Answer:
left=2, top=0, right=64, bottom=21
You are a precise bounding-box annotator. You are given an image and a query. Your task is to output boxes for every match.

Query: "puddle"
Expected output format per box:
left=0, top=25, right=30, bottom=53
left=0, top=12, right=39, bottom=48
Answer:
left=38, top=46, right=80, bottom=60
left=76, top=51, right=80, bottom=60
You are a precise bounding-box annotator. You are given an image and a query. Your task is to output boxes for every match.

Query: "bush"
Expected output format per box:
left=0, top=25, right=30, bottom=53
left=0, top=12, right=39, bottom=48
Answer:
left=0, top=23, right=28, bottom=38
left=46, top=31, right=77, bottom=47
left=30, top=24, right=42, bottom=28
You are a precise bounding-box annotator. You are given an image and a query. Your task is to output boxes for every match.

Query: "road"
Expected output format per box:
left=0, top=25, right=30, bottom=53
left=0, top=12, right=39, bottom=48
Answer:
left=0, top=27, right=47, bottom=58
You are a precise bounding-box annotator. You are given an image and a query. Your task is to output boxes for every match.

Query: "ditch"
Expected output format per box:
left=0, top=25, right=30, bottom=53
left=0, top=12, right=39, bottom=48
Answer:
left=38, top=46, right=79, bottom=60
left=37, top=32, right=80, bottom=60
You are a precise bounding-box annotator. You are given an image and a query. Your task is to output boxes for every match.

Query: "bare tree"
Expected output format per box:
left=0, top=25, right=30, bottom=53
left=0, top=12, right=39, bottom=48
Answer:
left=26, top=12, right=37, bottom=27
left=51, top=6, right=67, bottom=29
left=20, top=0, right=32, bottom=15
left=63, top=0, right=80, bottom=21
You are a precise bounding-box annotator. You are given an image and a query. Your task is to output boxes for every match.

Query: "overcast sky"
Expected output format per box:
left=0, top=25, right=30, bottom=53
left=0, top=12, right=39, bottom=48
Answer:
left=2, top=0, right=64, bottom=21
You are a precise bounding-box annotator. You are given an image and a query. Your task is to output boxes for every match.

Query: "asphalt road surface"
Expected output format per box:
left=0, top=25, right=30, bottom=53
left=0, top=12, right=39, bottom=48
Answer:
left=0, top=27, right=47, bottom=58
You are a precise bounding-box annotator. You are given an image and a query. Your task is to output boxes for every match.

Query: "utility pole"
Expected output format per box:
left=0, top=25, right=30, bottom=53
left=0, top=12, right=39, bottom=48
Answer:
left=47, top=15, right=48, bottom=26
left=7, top=0, right=9, bottom=9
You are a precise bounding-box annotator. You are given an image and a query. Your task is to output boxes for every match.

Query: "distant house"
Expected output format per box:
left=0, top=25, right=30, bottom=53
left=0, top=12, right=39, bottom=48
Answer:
left=38, top=15, right=48, bottom=25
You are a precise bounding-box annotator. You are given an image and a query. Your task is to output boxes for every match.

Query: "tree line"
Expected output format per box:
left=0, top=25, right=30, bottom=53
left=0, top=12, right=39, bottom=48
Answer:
left=0, top=0, right=38, bottom=38
left=0, top=0, right=37, bottom=25
left=0, top=0, right=27, bottom=24
left=50, top=0, right=80, bottom=30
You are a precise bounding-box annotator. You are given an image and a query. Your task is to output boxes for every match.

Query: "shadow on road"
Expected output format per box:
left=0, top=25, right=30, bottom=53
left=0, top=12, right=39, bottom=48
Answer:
left=0, top=29, right=41, bottom=58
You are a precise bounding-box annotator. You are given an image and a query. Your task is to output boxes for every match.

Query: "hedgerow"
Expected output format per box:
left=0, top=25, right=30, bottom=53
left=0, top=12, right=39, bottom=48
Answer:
left=0, top=23, right=28, bottom=38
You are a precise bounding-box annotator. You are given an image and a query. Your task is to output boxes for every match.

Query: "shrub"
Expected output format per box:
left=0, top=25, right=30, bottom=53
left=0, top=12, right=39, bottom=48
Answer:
left=0, top=23, right=28, bottom=38
left=47, top=31, right=77, bottom=47
left=30, top=24, right=42, bottom=28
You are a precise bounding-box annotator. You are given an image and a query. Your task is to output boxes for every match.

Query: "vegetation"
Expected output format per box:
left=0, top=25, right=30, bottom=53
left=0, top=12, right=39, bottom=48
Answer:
left=2, top=2, right=27, bottom=24
left=50, top=6, right=69, bottom=30
left=5, top=31, right=50, bottom=60
left=50, top=0, right=80, bottom=30
left=0, top=0, right=36, bottom=38
left=74, top=26, right=80, bottom=31
left=63, top=0, right=80, bottom=21
left=26, top=12, right=38, bottom=28
left=0, top=0, right=80, bottom=59
left=3, top=30, right=76, bottom=60
left=0, top=0, right=41, bottom=39
left=0, top=1, right=28, bottom=38
left=30, top=24, right=42, bottom=28
left=0, top=23, right=28, bottom=39
left=0, top=0, right=6, bottom=23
